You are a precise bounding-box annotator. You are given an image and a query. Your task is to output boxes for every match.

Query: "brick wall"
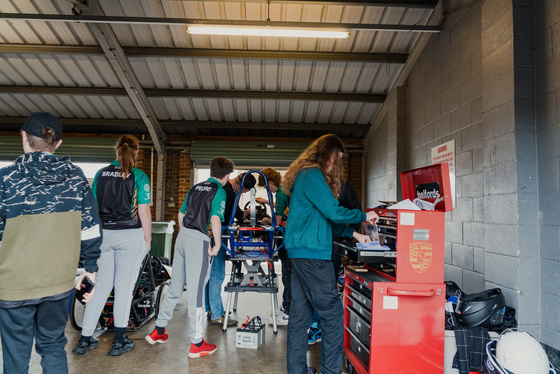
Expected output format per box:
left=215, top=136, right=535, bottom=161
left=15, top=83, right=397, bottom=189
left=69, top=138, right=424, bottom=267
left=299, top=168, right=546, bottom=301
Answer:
left=346, top=153, right=364, bottom=208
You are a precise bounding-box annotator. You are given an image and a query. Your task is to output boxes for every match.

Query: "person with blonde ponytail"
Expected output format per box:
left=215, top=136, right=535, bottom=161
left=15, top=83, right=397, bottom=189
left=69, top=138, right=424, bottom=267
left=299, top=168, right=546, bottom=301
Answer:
left=73, top=134, right=152, bottom=357
left=283, top=134, right=379, bottom=374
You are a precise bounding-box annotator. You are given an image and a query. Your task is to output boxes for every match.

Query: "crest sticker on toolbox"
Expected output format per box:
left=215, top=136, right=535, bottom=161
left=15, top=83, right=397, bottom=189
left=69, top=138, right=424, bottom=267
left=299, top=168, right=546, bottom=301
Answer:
left=409, top=242, right=433, bottom=273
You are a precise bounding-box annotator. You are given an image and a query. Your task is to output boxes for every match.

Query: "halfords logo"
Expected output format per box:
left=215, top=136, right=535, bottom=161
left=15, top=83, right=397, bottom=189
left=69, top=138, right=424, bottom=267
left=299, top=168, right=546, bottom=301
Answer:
left=417, top=189, right=440, bottom=199
left=415, top=182, right=441, bottom=199
left=409, top=242, right=433, bottom=273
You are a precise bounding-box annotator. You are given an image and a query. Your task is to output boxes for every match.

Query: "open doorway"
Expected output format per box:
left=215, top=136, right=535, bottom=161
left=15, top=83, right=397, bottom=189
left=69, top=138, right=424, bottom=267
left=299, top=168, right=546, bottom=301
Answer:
left=193, top=167, right=287, bottom=221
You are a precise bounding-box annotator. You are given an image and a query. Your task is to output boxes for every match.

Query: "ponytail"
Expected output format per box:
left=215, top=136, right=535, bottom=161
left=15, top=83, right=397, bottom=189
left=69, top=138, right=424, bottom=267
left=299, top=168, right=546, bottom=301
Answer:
left=115, top=134, right=139, bottom=178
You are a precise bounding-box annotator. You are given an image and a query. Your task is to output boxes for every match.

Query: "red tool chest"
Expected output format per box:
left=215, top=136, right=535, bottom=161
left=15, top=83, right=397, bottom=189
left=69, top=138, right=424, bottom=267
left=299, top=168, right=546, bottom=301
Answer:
left=343, top=163, right=452, bottom=374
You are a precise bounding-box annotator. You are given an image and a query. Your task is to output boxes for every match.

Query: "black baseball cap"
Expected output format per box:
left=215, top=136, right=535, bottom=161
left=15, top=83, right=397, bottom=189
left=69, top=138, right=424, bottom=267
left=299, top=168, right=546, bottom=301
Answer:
left=21, top=112, right=63, bottom=141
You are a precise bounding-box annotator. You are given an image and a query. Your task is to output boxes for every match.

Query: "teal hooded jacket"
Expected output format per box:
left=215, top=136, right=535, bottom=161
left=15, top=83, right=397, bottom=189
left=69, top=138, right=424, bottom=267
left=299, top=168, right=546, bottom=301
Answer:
left=284, top=167, right=366, bottom=260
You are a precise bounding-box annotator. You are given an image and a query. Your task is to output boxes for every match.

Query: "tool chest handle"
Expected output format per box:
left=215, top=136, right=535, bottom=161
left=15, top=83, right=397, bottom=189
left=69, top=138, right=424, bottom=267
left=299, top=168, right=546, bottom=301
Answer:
left=387, top=288, right=435, bottom=297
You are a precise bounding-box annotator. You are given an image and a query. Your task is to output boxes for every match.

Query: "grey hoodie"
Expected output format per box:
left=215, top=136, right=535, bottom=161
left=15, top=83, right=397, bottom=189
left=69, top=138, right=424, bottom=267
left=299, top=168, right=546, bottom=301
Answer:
left=0, top=151, right=101, bottom=307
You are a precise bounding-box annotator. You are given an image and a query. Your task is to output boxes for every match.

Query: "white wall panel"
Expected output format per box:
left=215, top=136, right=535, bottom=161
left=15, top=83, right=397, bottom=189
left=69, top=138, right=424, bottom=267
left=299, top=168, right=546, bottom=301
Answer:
left=0, top=94, right=28, bottom=116
left=293, top=61, right=313, bottom=92
left=264, top=60, right=279, bottom=91
left=196, top=59, right=218, bottom=90
left=173, top=98, right=196, bottom=121
left=150, top=97, right=171, bottom=120
left=72, top=96, right=102, bottom=118
left=221, top=99, right=236, bottom=121
left=4, top=55, right=38, bottom=84
left=304, top=101, right=320, bottom=123
left=330, top=102, right=349, bottom=123
left=317, top=101, right=335, bottom=123
left=344, top=102, right=364, bottom=124
left=309, top=63, right=329, bottom=92
left=289, top=101, right=306, bottom=123
left=279, top=61, right=296, bottom=92
left=115, top=97, right=139, bottom=119
left=323, top=61, right=347, bottom=92
left=230, top=60, right=248, bottom=90
left=277, top=100, right=291, bottom=122
left=191, top=98, right=209, bottom=121
left=18, top=55, right=59, bottom=86
left=214, top=59, right=233, bottom=90
left=247, top=60, right=263, bottom=90
left=206, top=98, right=223, bottom=121
left=234, top=99, right=249, bottom=121
left=264, top=99, right=276, bottom=122
left=249, top=99, right=262, bottom=122
left=146, top=57, right=173, bottom=88
left=179, top=60, right=202, bottom=90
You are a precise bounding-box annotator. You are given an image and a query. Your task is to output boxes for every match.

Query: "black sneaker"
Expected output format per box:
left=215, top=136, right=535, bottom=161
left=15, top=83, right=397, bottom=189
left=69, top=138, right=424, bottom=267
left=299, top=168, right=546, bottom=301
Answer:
left=108, top=336, right=136, bottom=356
left=72, top=337, right=99, bottom=355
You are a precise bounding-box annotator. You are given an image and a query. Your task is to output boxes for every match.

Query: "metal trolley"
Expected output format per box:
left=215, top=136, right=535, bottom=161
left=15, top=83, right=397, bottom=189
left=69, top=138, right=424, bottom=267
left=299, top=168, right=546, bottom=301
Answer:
left=221, top=170, right=284, bottom=333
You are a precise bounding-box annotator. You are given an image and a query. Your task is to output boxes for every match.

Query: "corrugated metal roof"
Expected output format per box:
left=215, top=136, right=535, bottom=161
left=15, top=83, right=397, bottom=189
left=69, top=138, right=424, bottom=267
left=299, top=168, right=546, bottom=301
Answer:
left=0, top=0, right=441, bottom=141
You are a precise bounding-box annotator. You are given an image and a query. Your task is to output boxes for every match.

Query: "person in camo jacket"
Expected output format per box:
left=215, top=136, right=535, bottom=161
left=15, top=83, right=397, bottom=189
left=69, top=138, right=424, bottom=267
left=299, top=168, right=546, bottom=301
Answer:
left=0, top=112, right=102, bottom=374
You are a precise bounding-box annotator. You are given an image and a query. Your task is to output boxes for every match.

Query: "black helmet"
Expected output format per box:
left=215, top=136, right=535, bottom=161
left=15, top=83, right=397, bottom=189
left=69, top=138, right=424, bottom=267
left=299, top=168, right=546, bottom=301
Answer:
left=456, top=288, right=506, bottom=328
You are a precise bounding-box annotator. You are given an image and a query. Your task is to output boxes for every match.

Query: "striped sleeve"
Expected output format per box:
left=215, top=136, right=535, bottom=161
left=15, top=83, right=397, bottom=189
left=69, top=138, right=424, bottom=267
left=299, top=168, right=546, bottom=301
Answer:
left=80, top=181, right=102, bottom=273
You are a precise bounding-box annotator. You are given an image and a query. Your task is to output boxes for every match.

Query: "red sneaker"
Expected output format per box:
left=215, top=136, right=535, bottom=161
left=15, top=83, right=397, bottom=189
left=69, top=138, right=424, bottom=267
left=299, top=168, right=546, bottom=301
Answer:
left=188, top=339, right=217, bottom=358
left=145, top=328, right=168, bottom=344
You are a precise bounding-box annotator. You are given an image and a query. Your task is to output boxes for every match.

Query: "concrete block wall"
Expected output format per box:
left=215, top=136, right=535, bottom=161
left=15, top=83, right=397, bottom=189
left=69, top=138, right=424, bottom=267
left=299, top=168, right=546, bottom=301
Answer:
left=365, top=86, right=406, bottom=207
left=481, top=0, right=542, bottom=336
left=534, top=0, right=560, bottom=351
left=364, top=0, right=560, bottom=353
left=366, top=110, right=391, bottom=207
left=406, top=1, right=485, bottom=294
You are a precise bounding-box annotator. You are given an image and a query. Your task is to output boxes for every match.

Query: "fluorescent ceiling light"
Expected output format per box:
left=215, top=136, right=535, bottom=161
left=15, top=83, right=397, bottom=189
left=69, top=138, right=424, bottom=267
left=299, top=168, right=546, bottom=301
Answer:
left=187, top=25, right=349, bottom=39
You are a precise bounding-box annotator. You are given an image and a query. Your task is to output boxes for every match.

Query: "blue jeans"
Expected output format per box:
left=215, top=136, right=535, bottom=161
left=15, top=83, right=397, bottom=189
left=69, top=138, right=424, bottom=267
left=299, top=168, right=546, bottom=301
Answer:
left=205, top=245, right=227, bottom=319
left=0, top=296, right=70, bottom=374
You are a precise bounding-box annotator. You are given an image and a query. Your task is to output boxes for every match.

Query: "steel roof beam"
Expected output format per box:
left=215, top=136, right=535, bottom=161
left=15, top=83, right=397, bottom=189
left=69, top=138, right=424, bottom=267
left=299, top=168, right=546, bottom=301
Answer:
left=0, top=86, right=386, bottom=103
left=69, top=1, right=165, bottom=154
left=0, top=13, right=442, bottom=33
left=0, top=44, right=408, bottom=64
left=159, top=0, right=437, bottom=7
left=0, top=116, right=369, bottom=132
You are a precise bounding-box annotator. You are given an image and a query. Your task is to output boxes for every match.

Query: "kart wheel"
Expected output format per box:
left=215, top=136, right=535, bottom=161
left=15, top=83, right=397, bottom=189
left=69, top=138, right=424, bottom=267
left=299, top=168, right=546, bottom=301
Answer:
left=155, top=280, right=170, bottom=318
left=69, top=291, right=85, bottom=331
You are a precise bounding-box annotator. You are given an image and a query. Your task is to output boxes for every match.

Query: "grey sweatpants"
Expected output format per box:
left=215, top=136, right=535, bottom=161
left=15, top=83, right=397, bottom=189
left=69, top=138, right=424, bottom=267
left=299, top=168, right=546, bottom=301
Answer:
left=155, top=226, right=211, bottom=345
left=81, top=228, right=148, bottom=336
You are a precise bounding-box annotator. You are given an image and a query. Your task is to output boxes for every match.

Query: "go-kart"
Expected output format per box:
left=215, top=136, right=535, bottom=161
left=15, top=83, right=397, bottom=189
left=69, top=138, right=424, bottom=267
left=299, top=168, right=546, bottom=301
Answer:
left=69, top=255, right=171, bottom=332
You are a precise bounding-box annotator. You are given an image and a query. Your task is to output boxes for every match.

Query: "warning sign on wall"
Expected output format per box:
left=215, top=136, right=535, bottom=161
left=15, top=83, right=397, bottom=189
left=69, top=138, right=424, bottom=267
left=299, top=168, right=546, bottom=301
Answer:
left=431, top=139, right=455, bottom=207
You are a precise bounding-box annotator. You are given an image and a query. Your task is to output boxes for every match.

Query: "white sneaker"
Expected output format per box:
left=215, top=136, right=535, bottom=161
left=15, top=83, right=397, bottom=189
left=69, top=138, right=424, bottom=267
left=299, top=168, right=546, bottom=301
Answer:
left=271, top=305, right=285, bottom=317
left=275, top=310, right=289, bottom=326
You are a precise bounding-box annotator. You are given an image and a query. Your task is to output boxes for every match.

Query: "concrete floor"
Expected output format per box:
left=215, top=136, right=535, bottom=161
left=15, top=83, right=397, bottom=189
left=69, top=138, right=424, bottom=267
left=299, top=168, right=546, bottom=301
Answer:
left=1, top=264, right=329, bottom=374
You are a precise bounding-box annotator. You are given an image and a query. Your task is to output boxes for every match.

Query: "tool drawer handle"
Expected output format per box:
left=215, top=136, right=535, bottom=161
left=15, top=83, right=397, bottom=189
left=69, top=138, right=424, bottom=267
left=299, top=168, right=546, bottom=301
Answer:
left=387, top=288, right=435, bottom=297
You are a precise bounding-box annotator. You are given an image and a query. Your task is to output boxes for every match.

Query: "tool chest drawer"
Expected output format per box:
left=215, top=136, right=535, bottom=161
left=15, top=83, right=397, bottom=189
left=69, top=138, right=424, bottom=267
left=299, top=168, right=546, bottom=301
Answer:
left=346, top=284, right=372, bottom=310
left=346, top=294, right=371, bottom=322
left=346, top=306, right=370, bottom=348
left=346, top=327, right=370, bottom=370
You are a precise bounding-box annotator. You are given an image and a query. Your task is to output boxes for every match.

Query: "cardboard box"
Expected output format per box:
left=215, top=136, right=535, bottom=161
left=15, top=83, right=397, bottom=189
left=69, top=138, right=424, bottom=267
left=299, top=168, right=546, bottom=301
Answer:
left=236, top=324, right=265, bottom=349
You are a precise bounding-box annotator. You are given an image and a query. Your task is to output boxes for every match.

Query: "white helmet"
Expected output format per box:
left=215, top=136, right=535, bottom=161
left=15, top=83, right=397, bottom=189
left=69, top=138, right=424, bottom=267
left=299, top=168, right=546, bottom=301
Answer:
left=484, top=330, right=556, bottom=374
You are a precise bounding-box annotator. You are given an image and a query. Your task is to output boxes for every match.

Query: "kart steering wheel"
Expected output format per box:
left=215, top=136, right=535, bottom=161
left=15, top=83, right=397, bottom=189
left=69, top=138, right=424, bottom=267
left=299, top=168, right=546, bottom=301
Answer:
left=243, top=200, right=270, bottom=222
